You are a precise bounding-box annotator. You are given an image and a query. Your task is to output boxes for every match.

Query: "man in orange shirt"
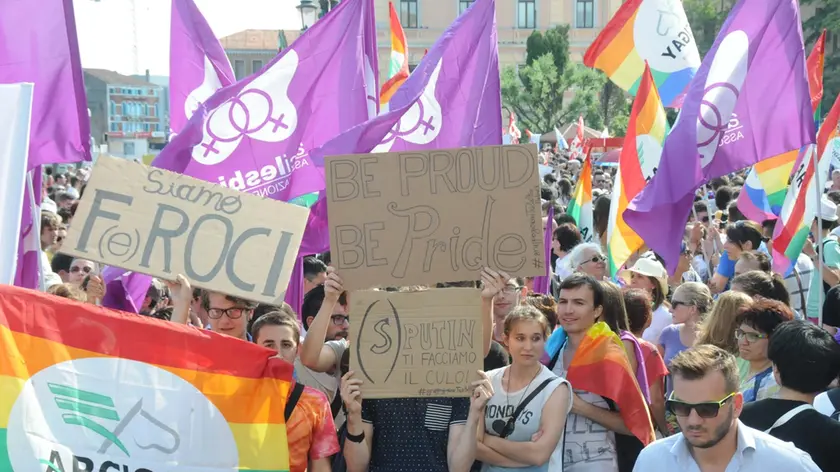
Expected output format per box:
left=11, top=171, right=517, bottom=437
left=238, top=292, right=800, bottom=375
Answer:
left=253, top=311, right=339, bottom=472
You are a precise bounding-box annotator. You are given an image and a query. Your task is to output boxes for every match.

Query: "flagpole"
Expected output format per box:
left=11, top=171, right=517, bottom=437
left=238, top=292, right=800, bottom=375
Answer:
left=26, top=170, right=45, bottom=292
left=813, top=143, right=825, bottom=327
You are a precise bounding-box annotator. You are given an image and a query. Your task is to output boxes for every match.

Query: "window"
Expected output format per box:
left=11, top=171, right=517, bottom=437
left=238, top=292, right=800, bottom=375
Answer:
left=576, top=0, right=594, bottom=28
left=252, top=60, right=264, bottom=73
left=400, top=0, right=418, bottom=28
left=458, top=0, right=472, bottom=15
left=517, top=0, right=535, bottom=28
left=234, top=60, right=246, bottom=79
left=109, top=122, right=117, bottom=132
left=109, top=100, right=116, bottom=115
left=124, top=142, right=136, bottom=156
left=115, top=103, right=122, bottom=115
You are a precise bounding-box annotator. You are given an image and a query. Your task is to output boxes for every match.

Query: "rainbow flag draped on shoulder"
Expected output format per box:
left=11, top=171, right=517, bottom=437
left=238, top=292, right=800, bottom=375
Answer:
left=584, top=0, right=700, bottom=108
left=0, top=285, right=293, bottom=471
left=541, top=322, right=655, bottom=445
left=567, top=154, right=594, bottom=243
left=606, top=63, right=668, bottom=275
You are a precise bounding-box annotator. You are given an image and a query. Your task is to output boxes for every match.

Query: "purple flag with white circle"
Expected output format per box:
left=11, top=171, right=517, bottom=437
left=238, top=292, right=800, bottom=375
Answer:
left=625, top=0, right=815, bottom=272
left=169, top=0, right=235, bottom=134
left=153, top=0, right=379, bottom=203
left=310, top=0, right=501, bottom=166
left=0, top=0, right=91, bottom=169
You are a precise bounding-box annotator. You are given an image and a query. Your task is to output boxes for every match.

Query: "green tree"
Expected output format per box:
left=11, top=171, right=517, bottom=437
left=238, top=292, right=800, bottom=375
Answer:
left=319, top=0, right=339, bottom=18
left=599, top=81, right=631, bottom=136
left=682, top=0, right=732, bottom=56
left=501, top=54, right=606, bottom=133
left=801, top=0, right=840, bottom=114
left=525, top=25, right=571, bottom=73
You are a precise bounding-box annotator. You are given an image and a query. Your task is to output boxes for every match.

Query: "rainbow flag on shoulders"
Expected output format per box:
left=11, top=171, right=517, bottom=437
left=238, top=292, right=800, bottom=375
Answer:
left=541, top=322, right=655, bottom=445
left=0, top=284, right=292, bottom=471
left=379, top=1, right=409, bottom=106
left=567, top=154, right=594, bottom=243
left=607, top=63, right=668, bottom=276
left=584, top=0, right=700, bottom=108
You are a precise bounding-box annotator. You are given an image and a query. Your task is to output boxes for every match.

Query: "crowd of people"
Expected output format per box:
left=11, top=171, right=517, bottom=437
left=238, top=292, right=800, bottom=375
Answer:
left=32, top=151, right=840, bottom=471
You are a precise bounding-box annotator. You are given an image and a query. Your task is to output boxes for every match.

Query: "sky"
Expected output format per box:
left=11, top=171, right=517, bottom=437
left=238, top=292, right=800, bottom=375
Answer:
left=73, top=0, right=300, bottom=76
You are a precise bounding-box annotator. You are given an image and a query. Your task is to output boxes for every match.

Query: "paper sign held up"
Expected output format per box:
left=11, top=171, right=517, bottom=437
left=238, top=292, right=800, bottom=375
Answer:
left=326, top=144, right=544, bottom=290
left=350, top=288, right=483, bottom=398
left=63, top=156, right=309, bottom=305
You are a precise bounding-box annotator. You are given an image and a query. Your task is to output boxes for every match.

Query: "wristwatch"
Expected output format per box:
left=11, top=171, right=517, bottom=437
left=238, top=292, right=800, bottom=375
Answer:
left=346, top=429, right=366, bottom=443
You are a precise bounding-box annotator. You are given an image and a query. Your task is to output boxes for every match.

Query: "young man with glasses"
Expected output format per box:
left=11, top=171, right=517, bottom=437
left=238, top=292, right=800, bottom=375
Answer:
left=634, top=345, right=820, bottom=471
left=200, top=290, right=259, bottom=341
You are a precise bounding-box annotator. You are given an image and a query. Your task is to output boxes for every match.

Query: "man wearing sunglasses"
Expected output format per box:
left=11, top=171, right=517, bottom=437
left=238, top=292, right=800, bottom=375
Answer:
left=634, top=345, right=820, bottom=471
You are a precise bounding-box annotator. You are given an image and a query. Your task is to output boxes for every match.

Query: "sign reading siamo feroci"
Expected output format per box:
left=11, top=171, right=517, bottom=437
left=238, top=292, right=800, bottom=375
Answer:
left=62, top=156, right=309, bottom=304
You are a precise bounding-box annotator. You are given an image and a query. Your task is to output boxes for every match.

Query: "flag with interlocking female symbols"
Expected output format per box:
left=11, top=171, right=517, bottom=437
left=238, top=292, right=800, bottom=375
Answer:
left=0, top=284, right=294, bottom=472
left=154, top=0, right=379, bottom=203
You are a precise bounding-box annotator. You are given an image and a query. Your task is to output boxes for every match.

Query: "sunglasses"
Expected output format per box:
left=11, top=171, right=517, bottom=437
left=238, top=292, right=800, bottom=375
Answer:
left=585, top=254, right=606, bottom=264
left=734, top=328, right=768, bottom=343
left=666, top=392, right=736, bottom=418
left=69, top=266, right=92, bottom=274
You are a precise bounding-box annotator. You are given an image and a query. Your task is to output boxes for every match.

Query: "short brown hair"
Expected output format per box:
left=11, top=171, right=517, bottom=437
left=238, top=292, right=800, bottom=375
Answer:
left=669, top=345, right=740, bottom=394
left=251, top=311, right=301, bottom=344
left=47, top=283, right=86, bottom=302
left=41, top=211, right=60, bottom=232
left=524, top=293, right=558, bottom=330
left=504, top=305, right=550, bottom=338
left=623, top=288, right=652, bottom=336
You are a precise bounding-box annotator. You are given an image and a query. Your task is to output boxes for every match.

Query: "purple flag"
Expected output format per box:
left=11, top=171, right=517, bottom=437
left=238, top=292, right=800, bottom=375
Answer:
left=311, top=0, right=500, bottom=166
left=533, top=206, right=554, bottom=295
left=625, top=0, right=814, bottom=271
left=153, top=0, right=379, bottom=203
left=169, top=0, right=236, bottom=134
left=0, top=0, right=91, bottom=169
left=101, top=267, right=153, bottom=314
left=14, top=170, right=42, bottom=290
left=285, top=190, right=331, bottom=315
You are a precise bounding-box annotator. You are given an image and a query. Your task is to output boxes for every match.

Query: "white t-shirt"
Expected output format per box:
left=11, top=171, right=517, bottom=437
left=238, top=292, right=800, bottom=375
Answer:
left=552, top=344, right=618, bottom=472
left=642, top=305, right=672, bottom=345
left=482, top=366, right=572, bottom=472
left=556, top=254, right=573, bottom=280
left=814, top=390, right=837, bottom=418
left=783, top=254, right=813, bottom=316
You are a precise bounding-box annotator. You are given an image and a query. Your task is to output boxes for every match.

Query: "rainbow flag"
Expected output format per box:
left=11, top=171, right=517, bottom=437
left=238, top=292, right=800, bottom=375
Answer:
left=772, top=92, right=840, bottom=277
left=583, top=0, right=700, bottom=108
left=606, top=63, right=668, bottom=276
left=541, top=322, right=655, bottom=445
left=739, top=30, right=826, bottom=223
left=567, top=154, right=594, bottom=243
left=0, top=284, right=292, bottom=471
left=379, top=1, right=409, bottom=105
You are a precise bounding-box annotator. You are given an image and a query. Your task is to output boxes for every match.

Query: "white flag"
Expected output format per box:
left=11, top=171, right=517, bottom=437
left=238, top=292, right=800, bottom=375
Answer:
left=0, top=83, right=34, bottom=284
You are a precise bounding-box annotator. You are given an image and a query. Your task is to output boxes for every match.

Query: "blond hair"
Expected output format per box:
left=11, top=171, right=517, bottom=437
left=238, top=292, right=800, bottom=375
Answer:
left=673, top=282, right=713, bottom=320
left=696, top=291, right=752, bottom=354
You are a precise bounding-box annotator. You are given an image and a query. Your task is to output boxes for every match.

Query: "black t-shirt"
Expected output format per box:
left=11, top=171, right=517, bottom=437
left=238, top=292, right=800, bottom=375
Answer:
left=362, top=397, right=469, bottom=472
left=740, top=398, right=840, bottom=472
left=484, top=340, right=509, bottom=371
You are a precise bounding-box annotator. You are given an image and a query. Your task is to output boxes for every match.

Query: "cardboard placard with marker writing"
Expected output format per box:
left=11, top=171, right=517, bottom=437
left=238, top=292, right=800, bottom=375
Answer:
left=350, top=288, right=483, bottom=398
left=62, top=156, right=310, bottom=305
left=326, top=144, right=545, bottom=290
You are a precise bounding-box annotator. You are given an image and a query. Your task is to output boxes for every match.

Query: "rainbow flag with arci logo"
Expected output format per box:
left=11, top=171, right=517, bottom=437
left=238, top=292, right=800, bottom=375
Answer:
left=0, top=284, right=292, bottom=471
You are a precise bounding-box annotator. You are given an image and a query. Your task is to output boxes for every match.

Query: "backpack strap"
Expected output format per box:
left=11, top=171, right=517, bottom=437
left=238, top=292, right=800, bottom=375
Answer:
left=764, top=404, right=814, bottom=433
left=827, top=388, right=840, bottom=420
left=285, top=383, right=306, bottom=422
left=499, top=378, right=554, bottom=439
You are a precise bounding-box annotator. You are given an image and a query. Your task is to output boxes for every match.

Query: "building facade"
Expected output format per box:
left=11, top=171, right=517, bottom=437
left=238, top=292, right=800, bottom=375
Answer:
left=220, top=30, right=298, bottom=80
left=83, top=69, right=166, bottom=160
left=373, top=0, right=623, bottom=83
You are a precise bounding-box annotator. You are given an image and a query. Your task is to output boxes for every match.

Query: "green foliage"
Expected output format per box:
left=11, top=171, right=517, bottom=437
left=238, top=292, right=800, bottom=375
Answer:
left=682, top=0, right=732, bottom=56
left=318, top=0, right=339, bottom=18
left=801, top=0, right=840, bottom=114
left=503, top=25, right=628, bottom=134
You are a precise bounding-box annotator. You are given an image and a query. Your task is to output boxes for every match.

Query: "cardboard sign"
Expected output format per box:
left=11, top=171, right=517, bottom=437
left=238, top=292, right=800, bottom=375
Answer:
left=63, top=156, right=309, bottom=305
left=326, top=144, right=544, bottom=290
left=350, top=288, right=483, bottom=398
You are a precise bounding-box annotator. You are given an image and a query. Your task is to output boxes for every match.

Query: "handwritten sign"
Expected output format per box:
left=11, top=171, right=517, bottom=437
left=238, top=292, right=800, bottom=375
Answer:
left=351, top=288, right=483, bottom=398
left=63, top=156, right=309, bottom=305
left=326, top=144, right=544, bottom=290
